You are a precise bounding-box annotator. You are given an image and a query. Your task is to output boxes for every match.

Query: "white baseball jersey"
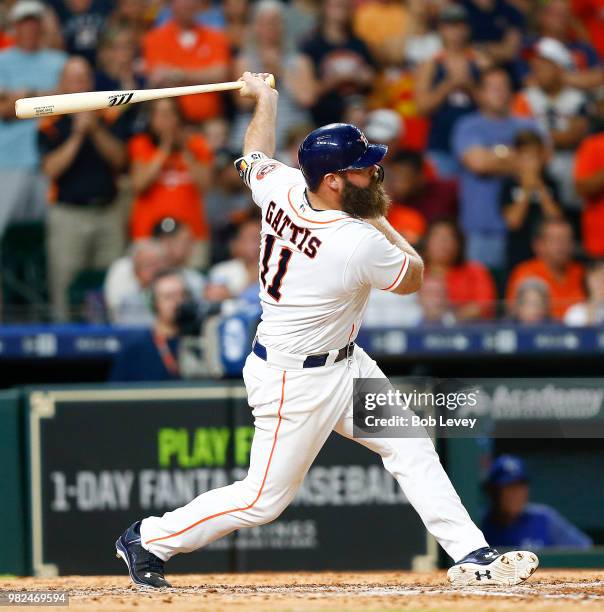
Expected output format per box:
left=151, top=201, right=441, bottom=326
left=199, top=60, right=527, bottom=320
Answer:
left=237, top=152, right=410, bottom=355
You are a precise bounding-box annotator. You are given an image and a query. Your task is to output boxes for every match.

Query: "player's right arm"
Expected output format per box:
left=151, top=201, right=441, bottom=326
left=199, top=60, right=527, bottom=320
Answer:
left=344, top=217, right=424, bottom=296
left=366, top=216, right=424, bottom=295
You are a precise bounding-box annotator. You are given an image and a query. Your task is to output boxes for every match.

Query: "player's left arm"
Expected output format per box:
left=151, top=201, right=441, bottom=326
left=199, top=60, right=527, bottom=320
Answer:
left=366, top=216, right=424, bottom=295
left=238, top=71, right=279, bottom=158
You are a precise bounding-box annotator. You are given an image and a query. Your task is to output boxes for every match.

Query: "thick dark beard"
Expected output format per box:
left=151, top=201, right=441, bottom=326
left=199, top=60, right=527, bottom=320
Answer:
left=340, top=174, right=391, bottom=219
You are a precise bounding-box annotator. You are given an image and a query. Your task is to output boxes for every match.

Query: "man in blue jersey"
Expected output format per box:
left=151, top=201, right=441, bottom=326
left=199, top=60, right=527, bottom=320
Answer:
left=481, top=454, right=592, bottom=549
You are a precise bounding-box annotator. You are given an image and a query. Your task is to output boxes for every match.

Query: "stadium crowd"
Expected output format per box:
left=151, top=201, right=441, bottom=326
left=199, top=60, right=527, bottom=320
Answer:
left=1, top=0, right=604, bottom=330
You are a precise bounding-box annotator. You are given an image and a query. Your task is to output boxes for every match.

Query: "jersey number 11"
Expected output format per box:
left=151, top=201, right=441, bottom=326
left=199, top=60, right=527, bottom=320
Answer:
left=261, top=234, right=292, bottom=301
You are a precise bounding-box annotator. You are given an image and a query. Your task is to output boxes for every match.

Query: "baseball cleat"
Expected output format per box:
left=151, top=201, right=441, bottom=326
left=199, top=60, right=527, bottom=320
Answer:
left=447, top=546, right=539, bottom=587
left=115, top=520, right=171, bottom=588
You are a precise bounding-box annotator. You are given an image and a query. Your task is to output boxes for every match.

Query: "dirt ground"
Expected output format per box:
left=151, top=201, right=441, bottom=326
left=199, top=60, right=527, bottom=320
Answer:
left=1, top=570, right=603, bottom=611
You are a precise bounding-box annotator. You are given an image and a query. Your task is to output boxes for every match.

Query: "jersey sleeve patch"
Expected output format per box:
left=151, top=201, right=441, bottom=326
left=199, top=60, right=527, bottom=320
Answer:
left=234, top=151, right=269, bottom=187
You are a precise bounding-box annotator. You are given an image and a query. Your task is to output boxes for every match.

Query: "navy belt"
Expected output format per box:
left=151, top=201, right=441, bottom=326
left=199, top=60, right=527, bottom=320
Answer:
left=253, top=340, right=354, bottom=368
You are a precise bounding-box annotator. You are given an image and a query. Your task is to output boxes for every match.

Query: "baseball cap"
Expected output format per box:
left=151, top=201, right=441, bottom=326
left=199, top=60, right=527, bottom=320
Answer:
left=439, top=3, right=469, bottom=24
left=535, top=37, right=574, bottom=70
left=485, top=455, right=530, bottom=487
left=10, top=0, right=46, bottom=23
left=365, top=109, right=403, bottom=144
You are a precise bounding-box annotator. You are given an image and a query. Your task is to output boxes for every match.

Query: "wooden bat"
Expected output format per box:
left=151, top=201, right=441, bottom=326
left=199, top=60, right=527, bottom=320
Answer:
left=15, top=74, right=276, bottom=119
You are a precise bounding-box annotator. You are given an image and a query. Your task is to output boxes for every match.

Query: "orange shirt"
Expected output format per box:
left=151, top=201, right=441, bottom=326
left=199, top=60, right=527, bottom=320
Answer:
left=572, top=0, right=604, bottom=59
left=0, top=32, right=13, bottom=50
left=506, top=258, right=585, bottom=319
left=574, top=132, right=604, bottom=256
left=129, top=133, right=213, bottom=240
left=143, top=22, right=230, bottom=122
left=369, top=68, right=430, bottom=151
left=353, top=1, right=408, bottom=50
left=387, top=203, right=427, bottom=245
left=441, top=262, right=497, bottom=319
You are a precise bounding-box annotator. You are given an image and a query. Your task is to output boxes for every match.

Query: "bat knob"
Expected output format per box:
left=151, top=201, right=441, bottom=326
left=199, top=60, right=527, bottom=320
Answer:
left=264, top=74, right=276, bottom=89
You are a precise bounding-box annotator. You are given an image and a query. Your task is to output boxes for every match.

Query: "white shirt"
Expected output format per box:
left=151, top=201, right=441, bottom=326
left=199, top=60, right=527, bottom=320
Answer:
left=564, top=302, right=604, bottom=327
left=104, top=256, right=205, bottom=326
left=208, top=259, right=250, bottom=297
left=238, top=153, right=410, bottom=354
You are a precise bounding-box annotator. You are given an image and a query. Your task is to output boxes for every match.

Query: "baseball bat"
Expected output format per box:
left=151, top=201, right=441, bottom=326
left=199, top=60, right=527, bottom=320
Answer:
left=15, top=74, right=275, bottom=119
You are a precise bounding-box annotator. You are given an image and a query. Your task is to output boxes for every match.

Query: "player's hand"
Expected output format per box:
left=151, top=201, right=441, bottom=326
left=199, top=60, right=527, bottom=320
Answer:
left=237, top=72, right=276, bottom=101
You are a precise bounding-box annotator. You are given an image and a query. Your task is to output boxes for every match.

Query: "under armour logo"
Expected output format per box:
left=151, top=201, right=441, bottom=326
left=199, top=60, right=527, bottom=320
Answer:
left=145, top=572, right=152, bottom=578
left=475, top=570, right=492, bottom=581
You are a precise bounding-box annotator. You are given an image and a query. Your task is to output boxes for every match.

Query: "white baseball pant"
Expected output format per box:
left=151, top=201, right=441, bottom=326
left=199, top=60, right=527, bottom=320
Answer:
left=140, top=346, right=488, bottom=562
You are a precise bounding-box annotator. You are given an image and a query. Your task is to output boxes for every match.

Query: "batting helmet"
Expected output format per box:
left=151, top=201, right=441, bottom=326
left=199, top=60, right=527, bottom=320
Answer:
left=298, top=123, right=388, bottom=191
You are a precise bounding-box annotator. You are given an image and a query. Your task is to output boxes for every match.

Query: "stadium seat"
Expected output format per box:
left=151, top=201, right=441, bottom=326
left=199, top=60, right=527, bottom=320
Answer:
left=0, top=222, right=47, bottom=323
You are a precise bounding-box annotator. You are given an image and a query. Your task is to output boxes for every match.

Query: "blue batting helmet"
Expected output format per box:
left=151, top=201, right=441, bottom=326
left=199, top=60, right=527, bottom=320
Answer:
left=298, top=123, right=388, bottom=191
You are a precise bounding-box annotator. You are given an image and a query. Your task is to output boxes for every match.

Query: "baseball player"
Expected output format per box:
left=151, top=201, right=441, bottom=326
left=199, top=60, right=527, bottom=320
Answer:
left=116, top=72, right=539, bottom=588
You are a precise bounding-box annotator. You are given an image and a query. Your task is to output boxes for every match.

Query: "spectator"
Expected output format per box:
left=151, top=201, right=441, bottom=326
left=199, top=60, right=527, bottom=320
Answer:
left=278, top=121, right=315, bottom=167
left=418, top=274, right=456, bottom=326
left=363, top=290, right=423, bottom=328
left=386, top=150, right=458, bottom=226
left=282, top=0, right=319, bottom=48
left=229, top=0, right=309, bottom=152
left=512, top=37, right=589, bottom=210
left=572, top=0, right=604, bottom=60
left=152, top=217, right=205, bottom=299
left=204, top=214, right=261, bottom=312
left=201, top=117, right=230, bottom=151
left=341, top=94, right=369, bottom=130
left=574, top=130, right=604, bottom=257
left=511, top=277, right=553, bottom=324
left=482, top=454, right=592, bottom=549
left=110, top=269, right=190, bottom=381
left=95, top=26, right=145, bottom=92
left=0, top=0, right=66, bottom=238
left=532, top=0, right=603, bottom=90
left=108, top=0, right=152, bottom=39
left=415, top=4, right=480, bottom=177
left=500, top=130, right=563, bottom=269
left=294, top=0, right=375, bottom=126
left=39, top=56, right=128, bottom=321
left=506, top=218, right=585, bottom=319
left=223, top=0, right=251, bottom=56
left=104, top=239, right=167, bottom=326
left=564, top=260, right=604, bottom=326
left=459, top=0, right=525, bottom=67
left=51, top=0, right=112, bottom=66
left=205, top=149, right=252, bottom=263
left=143, top=0, right=230, bottom=122
left=423, top=220, right=497, bottom=321
left=128, top=98, right=213, bottom=268
left=452, top=67, right=540, bottom=269
left=95, top=26, right=144, bottom=136
left=154, top=0, right=225, bottom=29
left=353, top=0, right=409, bottom=67
left=404, top=0, right=443, bottom=67
left=365, top=109, right=403, bottom=157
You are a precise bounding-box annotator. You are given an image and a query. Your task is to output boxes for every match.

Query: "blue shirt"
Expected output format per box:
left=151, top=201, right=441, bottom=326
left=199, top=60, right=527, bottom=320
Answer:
left=460, top=0, right=525, bottom=44
left=0, top=47, right=67, bottom=169
left=452, top=112, right=539, bottom=233
left=482, top=503, right=593, bottom=550
left=427, top=57, right=480, bottom=153
left=109, top=330, right=181, bottom=382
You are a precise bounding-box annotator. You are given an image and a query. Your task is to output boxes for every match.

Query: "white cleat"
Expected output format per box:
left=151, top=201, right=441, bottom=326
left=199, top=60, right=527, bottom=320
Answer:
left=447, top=548, right=539, bottom=587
